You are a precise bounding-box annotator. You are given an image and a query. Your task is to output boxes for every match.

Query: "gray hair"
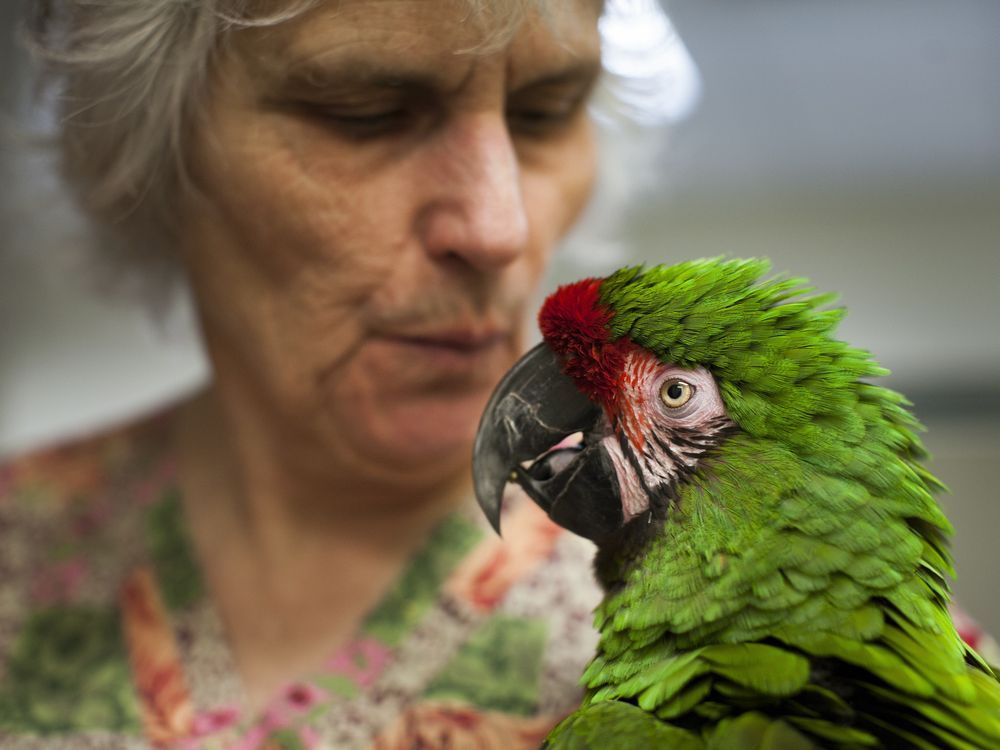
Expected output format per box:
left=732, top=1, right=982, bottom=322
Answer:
left=27, top=0, right=567, bottom=293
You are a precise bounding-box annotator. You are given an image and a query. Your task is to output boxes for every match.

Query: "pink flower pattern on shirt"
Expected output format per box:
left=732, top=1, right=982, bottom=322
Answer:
left=29, top=558, right=89, bottom=606
left=0, top=411, right=603, bottom=748
left=326, top=638, right=393, bottom=689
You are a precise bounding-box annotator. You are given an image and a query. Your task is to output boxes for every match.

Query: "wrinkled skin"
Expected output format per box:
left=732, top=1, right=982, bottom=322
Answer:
left=182, top=0, right=602, bottom=490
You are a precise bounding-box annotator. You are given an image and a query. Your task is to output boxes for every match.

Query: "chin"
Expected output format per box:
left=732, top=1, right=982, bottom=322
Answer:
left=341, top=388, right=492, bottom=479
left=321, top=341, right=518, bottom=480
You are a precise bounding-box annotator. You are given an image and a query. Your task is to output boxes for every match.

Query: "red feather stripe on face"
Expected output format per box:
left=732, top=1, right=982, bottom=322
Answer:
left=538, top=278, right=635, bottom=407
left=615, top=348, right=658, bottom=451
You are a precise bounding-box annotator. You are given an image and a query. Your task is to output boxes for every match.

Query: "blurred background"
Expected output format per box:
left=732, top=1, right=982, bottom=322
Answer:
left=2, top=1, right=998, bottom=631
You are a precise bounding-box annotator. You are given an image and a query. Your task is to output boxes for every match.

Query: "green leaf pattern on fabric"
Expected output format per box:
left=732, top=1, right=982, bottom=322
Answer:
left=424, top=616, right=548, bottom=715
left=262, top=728, right=308, bottom=750
left=363, top=514, right=483, bottom=645
left=0, top=606, right=140, bottom=733
left=147, top=488, right=204, bottom=611
left=313, top=673, right=361, bottom=700
left=0, top=416, right=603, bottom=746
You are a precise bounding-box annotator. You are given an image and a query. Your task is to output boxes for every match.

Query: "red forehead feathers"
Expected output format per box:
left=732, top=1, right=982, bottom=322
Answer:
left=538, top=278, right=634, bottom=405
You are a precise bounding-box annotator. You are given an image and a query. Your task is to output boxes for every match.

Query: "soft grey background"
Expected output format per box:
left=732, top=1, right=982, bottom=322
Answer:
left=2, top=2, right=998, bottom=631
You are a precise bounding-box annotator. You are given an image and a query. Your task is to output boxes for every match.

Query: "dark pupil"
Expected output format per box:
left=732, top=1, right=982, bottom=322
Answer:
left=667, top=383, right=684, bottom=400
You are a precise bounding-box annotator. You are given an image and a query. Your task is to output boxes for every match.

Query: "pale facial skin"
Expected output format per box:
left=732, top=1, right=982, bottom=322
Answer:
left=182, top=0, right=602, bottom=493
left=174, top=0, right=602, bottom=705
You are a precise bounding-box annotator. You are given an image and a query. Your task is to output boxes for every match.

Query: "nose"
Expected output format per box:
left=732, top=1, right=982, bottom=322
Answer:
left=416, top=113, right=529, bottom=271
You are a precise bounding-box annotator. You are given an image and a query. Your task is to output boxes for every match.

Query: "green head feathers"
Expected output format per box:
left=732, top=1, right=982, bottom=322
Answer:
left=545, top=256, right=892, bottom=447
left=533, top=254, right=951, bottom=588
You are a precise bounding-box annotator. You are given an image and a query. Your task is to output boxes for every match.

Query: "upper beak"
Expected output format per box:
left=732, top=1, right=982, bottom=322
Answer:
left=472, top=343, right=623, bottom=541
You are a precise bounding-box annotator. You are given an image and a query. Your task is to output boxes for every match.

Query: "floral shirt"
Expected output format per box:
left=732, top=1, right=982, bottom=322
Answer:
left=0, top=411, right=603, bottom=749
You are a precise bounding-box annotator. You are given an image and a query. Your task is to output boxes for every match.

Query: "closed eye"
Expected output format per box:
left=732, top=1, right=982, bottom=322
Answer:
left=506, top=66, right=600, bottom=138
left=311, top=108, right=414, bottom=139
left=506, top=96, right=588, bottom=136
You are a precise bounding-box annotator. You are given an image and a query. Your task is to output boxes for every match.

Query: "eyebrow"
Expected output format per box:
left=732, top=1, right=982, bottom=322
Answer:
left=279, top=57, right=471, bottom=97
left=277, top=55, right=603, bottom=98
left=512, top=60, right=603, bottom=93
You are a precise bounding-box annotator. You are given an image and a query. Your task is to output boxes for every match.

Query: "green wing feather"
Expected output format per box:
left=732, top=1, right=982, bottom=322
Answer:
left=544, top=700, right=703, bottom=750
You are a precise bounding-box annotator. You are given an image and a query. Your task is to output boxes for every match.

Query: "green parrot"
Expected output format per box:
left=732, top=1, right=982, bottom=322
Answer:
left=473, top=257, right=1000, bottom=749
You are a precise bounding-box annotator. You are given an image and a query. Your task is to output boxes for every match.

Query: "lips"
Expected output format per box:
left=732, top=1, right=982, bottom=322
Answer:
left=367, top=325, right=515, bottom=384
left=380, top=329, right=510, bottom=353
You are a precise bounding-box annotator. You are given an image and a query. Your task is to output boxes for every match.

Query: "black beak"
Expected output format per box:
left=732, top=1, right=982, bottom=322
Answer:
left=473, top=343, right=623, bottom=541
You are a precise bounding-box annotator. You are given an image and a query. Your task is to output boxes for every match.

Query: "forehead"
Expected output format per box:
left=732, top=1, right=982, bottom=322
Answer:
left=232, top=0, right=603, bottom=89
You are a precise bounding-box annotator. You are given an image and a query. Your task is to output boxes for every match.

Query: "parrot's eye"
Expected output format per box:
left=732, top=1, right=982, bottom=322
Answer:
left=660, top=379, right=694, bottom=408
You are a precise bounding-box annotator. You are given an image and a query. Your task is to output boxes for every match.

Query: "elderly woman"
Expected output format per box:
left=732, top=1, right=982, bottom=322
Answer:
left=1, top=0, right=609, bottom=747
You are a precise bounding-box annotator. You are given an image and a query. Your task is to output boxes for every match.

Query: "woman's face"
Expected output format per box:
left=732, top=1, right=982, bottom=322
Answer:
left=181, top=0, right=601, bottom=484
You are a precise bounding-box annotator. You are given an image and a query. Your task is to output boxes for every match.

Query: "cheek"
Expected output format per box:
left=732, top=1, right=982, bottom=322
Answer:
left=560, top=120, right=599, bottom=230
left=182, top=117, right=419, bottom=418
left=195, top=127, right=402, bottom=294
left=521, top=119, right=598, bottom=253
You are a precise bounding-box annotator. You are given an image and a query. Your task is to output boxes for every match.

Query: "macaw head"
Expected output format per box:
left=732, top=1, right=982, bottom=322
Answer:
left=473, top=257, right=908, bottom=543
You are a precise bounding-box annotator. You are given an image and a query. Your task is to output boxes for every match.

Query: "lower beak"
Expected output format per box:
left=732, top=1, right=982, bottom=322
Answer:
left=472, top=343, right=623, bottom=541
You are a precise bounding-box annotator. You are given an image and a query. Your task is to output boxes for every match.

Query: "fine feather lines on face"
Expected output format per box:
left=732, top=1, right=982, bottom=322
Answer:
left=603, top=350, right=733, bottom=522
